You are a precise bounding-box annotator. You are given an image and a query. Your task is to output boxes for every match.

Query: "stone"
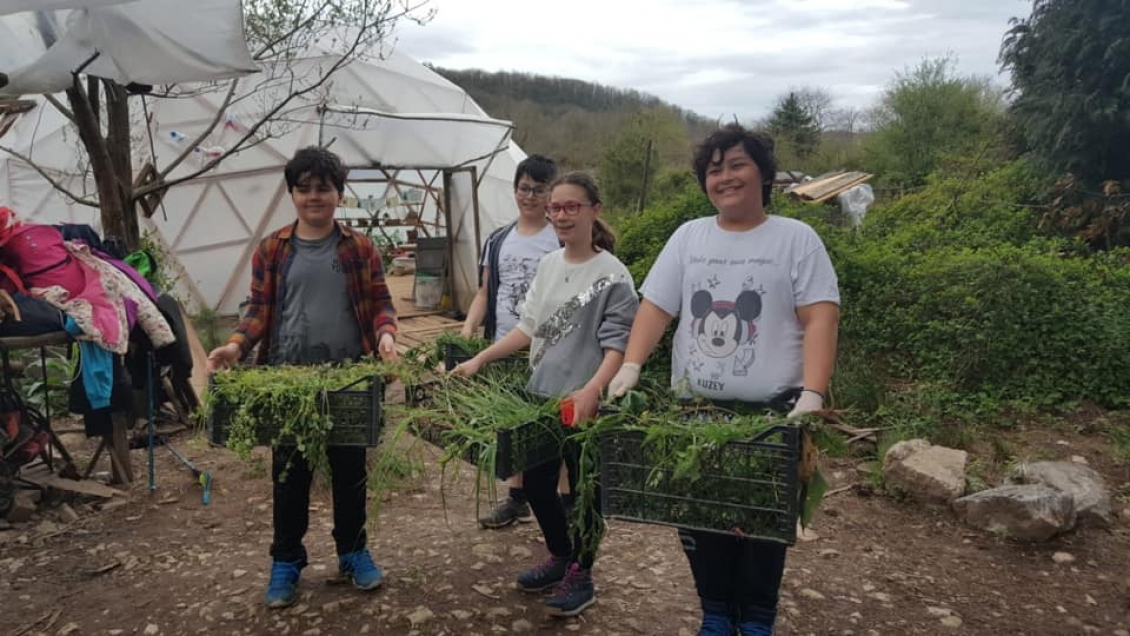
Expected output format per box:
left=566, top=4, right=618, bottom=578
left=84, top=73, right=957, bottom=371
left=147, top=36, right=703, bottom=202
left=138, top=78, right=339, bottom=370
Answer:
left=940, top=616, right=963, bottom=628
left=58, top=622, right=81, bottom=635
left=954, top=485, right=1076, bottom=541
left=1009, top=461, right=1112, bottom=526
left=406, top=607, right=434, bottom=626
left=511, top=619, right=534, bottom=633
left=57, top=503, right=80, bottom=524
left=883, top=439, right=967, bottom=504
left=1052, top=552, right=1075, bottom=564
left=144, top=624, right=159, bottom=635
left=799, top=588, right=825, bottom=600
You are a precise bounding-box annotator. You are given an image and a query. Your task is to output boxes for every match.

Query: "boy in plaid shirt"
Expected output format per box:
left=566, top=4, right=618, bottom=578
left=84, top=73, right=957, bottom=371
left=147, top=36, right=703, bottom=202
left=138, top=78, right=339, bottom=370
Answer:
left=208, top=146, right=398, bottom=608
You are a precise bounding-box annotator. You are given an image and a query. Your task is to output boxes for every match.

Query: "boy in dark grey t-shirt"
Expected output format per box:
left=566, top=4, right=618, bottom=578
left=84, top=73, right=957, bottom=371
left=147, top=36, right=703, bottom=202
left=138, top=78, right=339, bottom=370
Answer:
left=208, top=147, right=398, bottom=610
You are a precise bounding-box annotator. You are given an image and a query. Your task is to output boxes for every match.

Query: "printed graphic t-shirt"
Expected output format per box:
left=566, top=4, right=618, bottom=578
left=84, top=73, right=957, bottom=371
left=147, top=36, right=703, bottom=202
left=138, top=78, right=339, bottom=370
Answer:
left=640, top=215, right=839, bottom=403
left=483, top=223, right=560, bottom=340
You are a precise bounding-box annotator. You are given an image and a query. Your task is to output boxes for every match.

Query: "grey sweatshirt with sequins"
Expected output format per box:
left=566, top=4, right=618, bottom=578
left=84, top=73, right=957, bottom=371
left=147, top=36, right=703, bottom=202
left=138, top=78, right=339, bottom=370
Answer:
left=515, top=250, right=640, bottom=398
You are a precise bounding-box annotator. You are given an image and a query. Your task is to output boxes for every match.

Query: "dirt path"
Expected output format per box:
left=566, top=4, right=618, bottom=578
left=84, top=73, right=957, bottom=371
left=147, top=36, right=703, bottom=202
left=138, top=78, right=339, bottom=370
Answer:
left=2, top=424, right=1128, bottom=636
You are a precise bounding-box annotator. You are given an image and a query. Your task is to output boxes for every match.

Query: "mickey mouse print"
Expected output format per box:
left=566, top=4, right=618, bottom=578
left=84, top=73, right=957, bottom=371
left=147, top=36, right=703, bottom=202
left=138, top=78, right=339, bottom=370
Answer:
left=639, top=215, right=840, bottom=403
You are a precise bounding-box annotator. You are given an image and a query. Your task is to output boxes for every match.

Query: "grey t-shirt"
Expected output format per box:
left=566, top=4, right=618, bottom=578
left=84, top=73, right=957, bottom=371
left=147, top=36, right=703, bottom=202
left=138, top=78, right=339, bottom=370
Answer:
left=483, top=223, right=560, bottom=340
left=270, top=229, right=363, bottom=365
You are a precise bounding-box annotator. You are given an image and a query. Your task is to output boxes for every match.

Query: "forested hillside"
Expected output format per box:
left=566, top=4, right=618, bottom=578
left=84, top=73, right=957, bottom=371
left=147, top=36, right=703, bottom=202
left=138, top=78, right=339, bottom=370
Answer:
left=431, top=66, right=716, bottom=207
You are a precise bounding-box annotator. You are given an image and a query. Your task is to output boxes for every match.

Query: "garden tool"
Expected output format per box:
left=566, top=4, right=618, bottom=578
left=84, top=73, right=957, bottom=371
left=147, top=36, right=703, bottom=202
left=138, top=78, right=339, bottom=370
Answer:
left=164, top=439, right=212, bottom=505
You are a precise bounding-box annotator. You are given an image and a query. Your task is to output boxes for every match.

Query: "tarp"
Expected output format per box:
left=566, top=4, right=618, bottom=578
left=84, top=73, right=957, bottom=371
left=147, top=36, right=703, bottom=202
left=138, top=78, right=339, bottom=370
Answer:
left=0, top=48, right=524, bottom=315
left=0, top=0, right=256, bottom=95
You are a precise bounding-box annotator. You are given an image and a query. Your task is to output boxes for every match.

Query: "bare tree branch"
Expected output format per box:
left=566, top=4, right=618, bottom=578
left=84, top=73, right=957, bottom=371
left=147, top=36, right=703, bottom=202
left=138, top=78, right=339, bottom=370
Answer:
left=136, top=13, right=395, bottom=198
left=0, top=143, right=99, bottom=207
left=155, top=78, right=241, bottom=180
left=44, top=94, right=76, bottom=124
left=250, top=0, right=333, bottom=60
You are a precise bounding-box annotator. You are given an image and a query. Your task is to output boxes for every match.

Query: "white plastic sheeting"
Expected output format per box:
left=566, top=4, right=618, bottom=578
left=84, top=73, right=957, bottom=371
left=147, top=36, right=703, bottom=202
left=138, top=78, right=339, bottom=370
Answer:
left=0, top=50, right=524, bottom=315
left=0, top=1, right=136, bottom=15
left=0, top=0, right=255, bottom=95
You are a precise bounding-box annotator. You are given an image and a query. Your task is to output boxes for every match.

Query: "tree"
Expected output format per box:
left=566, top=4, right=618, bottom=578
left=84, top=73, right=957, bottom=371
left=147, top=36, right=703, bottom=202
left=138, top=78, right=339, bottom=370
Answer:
left=598, top=108, right=688, bottom=210
left=2, top=0, right=431, bottom=249
left=1000, top=0, right=1130, bottom=186
left=793, top=86, right=834, bottom=132
left=767, top=92, right=820, bottom=161
left=863, top=57, right=1005, bottom=188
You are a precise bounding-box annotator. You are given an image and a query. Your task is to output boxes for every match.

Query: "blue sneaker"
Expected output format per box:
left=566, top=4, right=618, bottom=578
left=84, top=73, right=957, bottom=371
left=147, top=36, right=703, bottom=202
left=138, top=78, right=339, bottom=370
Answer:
left=338, top=549, right=384, bottom=591
left=264, top=560, right=303, bottom=609
left=737, top=621, right=773, bottom=636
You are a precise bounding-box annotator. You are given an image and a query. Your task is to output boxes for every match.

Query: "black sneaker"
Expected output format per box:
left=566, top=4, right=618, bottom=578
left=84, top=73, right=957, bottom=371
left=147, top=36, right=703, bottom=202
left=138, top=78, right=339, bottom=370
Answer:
left=516, top=554, right=570, bottom=592
left=545, top=563, right=595, bottom=617
left=479, top=496, right=534, bottom=529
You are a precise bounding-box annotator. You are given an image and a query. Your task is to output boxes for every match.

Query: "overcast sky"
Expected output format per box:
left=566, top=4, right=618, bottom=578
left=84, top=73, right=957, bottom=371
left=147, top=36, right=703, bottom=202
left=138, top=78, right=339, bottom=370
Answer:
left=392, top=0, right=1030, bottom=121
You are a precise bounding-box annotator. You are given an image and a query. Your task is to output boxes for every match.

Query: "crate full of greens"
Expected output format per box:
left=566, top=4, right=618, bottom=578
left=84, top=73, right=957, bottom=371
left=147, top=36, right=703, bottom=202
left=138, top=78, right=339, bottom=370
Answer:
left=494, top=415, right=570, bottom=479
left=415, top=367, right=563, bottom=480
left=208, top=363, right=385, bottom=453
left=597, top=413, right=801, bottom=544
left=402, top=333, right=526, bottom=406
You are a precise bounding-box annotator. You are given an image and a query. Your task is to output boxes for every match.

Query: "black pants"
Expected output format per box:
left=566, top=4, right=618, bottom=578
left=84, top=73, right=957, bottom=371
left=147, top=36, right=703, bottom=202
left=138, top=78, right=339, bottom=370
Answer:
left=678, top=388, right=800, bottom=625
left=523, top=440, right=600, bottom=569
left=679, top=529, right=787, bottom=624
left=270, top=446, right=368, bottom=566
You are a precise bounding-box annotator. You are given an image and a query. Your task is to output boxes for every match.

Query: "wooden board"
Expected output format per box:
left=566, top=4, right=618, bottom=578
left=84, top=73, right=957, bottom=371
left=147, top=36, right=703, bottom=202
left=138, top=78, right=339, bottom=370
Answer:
left=789, top=171, right=873, bottom=202
left=20, top=465, right=127, bottom=499
left=178, top=304, right=209, bottom=403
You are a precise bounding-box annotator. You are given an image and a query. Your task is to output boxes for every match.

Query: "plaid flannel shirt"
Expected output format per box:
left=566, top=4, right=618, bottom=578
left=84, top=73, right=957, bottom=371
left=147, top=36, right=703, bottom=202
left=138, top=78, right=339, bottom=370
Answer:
left=228, top=222, right=397, bottom=365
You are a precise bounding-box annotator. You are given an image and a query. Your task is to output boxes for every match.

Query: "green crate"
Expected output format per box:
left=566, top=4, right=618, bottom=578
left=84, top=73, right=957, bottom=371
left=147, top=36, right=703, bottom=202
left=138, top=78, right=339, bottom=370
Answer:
left=599, top=424, right=801, bottom=544
left=209, top=375, right=384, bottom=447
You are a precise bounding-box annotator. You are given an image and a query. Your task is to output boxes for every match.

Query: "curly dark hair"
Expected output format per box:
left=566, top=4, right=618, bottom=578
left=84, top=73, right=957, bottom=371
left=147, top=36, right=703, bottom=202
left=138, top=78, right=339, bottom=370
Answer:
left=692, top=124, right=777, bottom=207
left=284, top=146, right=347, bottom=193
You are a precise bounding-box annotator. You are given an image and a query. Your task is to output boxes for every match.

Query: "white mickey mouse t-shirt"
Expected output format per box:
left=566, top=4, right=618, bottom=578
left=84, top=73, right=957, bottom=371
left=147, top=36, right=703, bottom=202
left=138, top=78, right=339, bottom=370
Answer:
left=640, top=215, right=840, bottom=403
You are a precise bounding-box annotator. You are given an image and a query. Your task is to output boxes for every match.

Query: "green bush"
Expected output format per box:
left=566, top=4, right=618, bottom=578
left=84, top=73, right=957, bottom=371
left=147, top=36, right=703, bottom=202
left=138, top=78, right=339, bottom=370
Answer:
left=837, top=240, right=1130, bottom=409
left=612, top=156, right=1130, bottom=415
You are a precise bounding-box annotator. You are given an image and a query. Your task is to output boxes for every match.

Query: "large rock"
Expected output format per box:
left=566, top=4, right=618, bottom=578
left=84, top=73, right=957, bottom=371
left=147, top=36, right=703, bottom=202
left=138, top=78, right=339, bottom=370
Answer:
left=882, top=439, right=968, bottom=504
left=953, top=485, right=1076, bottom=542
left=1009, top=461, right=1112, bottom=526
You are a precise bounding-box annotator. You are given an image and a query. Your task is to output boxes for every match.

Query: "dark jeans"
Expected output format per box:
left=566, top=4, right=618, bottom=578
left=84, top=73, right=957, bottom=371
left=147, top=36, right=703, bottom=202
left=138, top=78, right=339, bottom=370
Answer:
left=270, top=446, right=368, bottom=566
left=523, top=440, right=600, bottom=569
left=679, top=529, right=788, bottom=625
left=678, top=388, right=800, bottom=625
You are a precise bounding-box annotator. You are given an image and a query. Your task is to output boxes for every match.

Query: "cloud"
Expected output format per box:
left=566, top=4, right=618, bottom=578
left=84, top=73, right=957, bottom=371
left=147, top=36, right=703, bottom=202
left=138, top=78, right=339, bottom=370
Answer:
left=392, top=0, right=1026, bottom=120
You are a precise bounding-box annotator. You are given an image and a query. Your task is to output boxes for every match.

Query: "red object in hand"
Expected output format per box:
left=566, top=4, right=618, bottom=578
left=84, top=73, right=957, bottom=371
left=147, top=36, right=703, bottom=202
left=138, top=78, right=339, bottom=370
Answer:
left=560, top=397, right=576, bottom=427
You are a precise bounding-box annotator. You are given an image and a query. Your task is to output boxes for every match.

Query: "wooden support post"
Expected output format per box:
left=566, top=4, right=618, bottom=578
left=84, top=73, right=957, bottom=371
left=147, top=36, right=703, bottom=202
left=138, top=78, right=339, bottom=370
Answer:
left=106, top=412, right=134, bottom=484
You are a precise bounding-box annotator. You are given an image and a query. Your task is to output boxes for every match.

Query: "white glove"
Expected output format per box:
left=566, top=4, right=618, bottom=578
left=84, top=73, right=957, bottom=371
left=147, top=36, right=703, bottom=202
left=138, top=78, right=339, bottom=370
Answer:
left=608, top=362, right=641, bottom=398
left=788, top=389, right=824, bottom=419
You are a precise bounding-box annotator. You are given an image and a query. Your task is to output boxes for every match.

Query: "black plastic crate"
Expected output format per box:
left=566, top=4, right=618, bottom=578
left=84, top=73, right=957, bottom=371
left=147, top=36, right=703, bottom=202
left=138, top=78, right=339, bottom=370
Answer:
left=404, top=380, right=435, bottom=406
left=209, top=375, right=384, bottom=447
left=494, top=416, right=569, bottom=479
left=599, top=424, right=801, bottom=544
left=443, top=346, right=528, bottom=373
left=411, top=420, right=485, bottom=467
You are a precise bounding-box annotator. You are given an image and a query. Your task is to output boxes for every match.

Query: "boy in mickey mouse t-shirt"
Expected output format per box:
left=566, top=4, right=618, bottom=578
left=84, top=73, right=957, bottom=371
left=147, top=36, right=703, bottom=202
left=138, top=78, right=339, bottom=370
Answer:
left=607, top=124, right=840, bottom=636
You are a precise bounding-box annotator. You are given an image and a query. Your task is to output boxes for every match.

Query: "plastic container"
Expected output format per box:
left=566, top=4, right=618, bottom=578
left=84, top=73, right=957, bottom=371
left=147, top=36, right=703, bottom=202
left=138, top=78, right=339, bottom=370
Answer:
left=414, top=274, right=443, bottom=309
left=209, top=375, right=384, bottom=447
left=599, top=424, right=801, bottom=544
